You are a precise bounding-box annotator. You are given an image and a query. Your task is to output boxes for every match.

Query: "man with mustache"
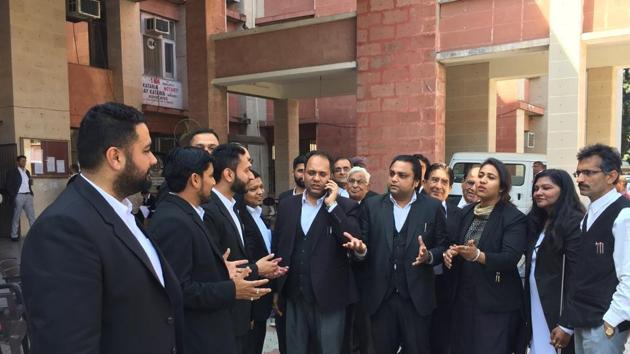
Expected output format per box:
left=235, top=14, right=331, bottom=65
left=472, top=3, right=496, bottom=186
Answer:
left=564, top=144, right=630, bottom=354
left=203, top=143, right=285, bottom=354
left=273, top=150, right=365, bottom=354
left=457, top=166, right=480, bottom=209
left=278, top=155, right=307, bottom=202
left=21, top=102, right=184, bottom=354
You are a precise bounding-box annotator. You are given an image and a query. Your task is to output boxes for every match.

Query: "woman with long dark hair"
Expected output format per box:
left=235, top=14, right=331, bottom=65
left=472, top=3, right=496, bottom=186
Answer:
left=443, top=158, right=528, bottom=354
left=525, top=169, right=585, bottom=354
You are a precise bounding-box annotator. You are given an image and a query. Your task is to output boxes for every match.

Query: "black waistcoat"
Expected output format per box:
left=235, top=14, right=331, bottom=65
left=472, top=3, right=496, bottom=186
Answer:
left=386, top=216, right=410, bottom=299
left=285, top=220, right=317, bottom=303
left=569, top=196, right=630, bottom=331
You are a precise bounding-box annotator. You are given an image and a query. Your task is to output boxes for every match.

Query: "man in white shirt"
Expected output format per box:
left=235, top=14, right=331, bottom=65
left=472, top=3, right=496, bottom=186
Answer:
left=457, top=166, right=480, bottom=209
left=21, top=102, right=184, bottom=354
left=563, top=144, right=630, bottom=354
left=6, top=155, right=36, bottom=241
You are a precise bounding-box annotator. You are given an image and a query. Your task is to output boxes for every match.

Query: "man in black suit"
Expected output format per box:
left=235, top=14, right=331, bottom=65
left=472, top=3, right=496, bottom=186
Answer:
left=278, top=154, right=306, bottom=202
left=273, top=150, right=366, bottom=354
left=240, top=169, right=277, bottom=353
left=204, top=143, right=286, bottom=354
left=21, top=102, right=184, bottom=354
left=6, top=155, right=36, bottom=241
left=424, top=163, right=461, bottom=354
left=356, top=155, right=447, bottom=354
left=150, top=147, right=271, bottom=354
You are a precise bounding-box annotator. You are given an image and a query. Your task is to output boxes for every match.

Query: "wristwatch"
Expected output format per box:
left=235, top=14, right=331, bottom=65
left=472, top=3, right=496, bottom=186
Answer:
left=604, top=322, right=615, bottom=338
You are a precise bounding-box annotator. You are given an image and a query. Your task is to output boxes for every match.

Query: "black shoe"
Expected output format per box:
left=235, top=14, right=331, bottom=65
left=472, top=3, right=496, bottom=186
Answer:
left=10, top=236, right=19, bottom=242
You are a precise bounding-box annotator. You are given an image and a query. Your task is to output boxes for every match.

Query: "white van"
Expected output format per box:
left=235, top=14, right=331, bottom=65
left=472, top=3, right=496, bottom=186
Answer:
left=448, top=152, right=547, bottom=214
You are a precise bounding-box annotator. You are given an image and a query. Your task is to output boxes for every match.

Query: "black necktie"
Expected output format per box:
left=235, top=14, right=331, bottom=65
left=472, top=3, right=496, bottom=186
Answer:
left=581, top=213, right=588, bottom=233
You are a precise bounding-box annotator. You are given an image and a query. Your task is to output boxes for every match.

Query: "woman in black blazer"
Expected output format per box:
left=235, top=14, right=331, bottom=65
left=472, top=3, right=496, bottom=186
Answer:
left=525, top=169, right=584, bottom=354
left=443, top=158, right=528, bottom=354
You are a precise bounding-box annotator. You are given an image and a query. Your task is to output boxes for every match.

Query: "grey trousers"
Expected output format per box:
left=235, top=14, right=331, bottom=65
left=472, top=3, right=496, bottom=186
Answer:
left=285, top=297, right=346, bottom=354
left=574, top=325, right=629, bottom=354
left=11, top=194, right=35, bottom=238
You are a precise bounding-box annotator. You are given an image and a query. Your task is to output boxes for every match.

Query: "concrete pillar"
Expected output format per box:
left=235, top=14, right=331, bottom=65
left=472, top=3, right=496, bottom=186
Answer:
left=0, top=0, right=71, bottom=237
left=186, top=0, right=228, bottom=142
left=274, top=99, right=299, bottom=194
left=546, top=0, right=586, bottom=171
left=356, top=0, right=445, bottom=190
left=106, top=0, right=143, bottom=108
left=586, top=66, right=620, bottom=146
left=445, top=63, right=491, bottom=161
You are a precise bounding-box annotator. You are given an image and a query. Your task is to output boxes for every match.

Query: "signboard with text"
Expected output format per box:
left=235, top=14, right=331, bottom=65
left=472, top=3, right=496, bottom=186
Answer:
left=142, top=76, right=183, bottom=109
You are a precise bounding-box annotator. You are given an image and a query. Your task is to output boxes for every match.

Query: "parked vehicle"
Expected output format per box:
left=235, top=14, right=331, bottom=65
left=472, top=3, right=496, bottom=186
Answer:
left=448, top=152, right=547, bottom=214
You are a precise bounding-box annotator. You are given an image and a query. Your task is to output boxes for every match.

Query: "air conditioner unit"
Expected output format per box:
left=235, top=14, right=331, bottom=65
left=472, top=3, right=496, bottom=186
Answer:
left=525, top=131, right=535, bottom=149
left=67, top=0, right=101, bottom=20
left=146, top=18, right=171, bottom=36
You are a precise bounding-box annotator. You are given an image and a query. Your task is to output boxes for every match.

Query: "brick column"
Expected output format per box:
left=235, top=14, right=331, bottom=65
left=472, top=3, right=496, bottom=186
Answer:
left=356, top=0, right=445, bottom=190
left=186, top=0, right=228, bottom=142
left=546, top=0, right=586, bottom=171
left=274, top=99, right=300, bottom=193
left=106, top=0, right=143, bottom=108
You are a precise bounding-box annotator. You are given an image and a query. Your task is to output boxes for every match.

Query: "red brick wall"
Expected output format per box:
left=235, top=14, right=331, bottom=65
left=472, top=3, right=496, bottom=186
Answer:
left=495, top=80, right=519, bottom=152
left=68, top=64, right=114, bottom=128
left=439, top=0, right=549, bottom=52
left=315, top=96, right=357, bottom=159
left=356, top=0, right=445, bottom=191
left=583, top=0, right=630, bottom=32
left=316, top=0, right=356, bottom=17
left=264, top=0, right=314, bottom=18
left=140, top=0, right=181, bottom=21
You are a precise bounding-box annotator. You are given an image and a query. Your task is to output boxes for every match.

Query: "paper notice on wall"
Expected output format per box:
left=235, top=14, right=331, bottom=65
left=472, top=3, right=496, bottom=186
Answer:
left=56, top=160, right=66, bottom=173
left=33, top=162, right=43, bottom=175
left=46, top=157, right=56, bottom=172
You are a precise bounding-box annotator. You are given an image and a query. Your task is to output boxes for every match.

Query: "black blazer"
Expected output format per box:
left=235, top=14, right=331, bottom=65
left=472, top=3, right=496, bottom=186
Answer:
left=273, top=195, right=361, bottom=312
left=435, top=200, right=463, bottom=305
left=523, top=213, right=582, bottom=353
left=203, top=190, right=257, bottom=336
left=6, top=167, right=33, bottom=201
left=239, top=203, right=274, bottom=322
left=20, top=176, right=183, bottom=354
left=277, top=188, right=294, bottom=203
left=451, top=201, right=528, bottom=312
left=358, top=193, right=448, bottom=316
left=151, top=194, right=237, bottom=354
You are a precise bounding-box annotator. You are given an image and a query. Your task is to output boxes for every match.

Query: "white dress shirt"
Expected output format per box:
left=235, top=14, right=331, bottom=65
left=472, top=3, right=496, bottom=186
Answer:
left=247, top=205, right=272, bottom=253
left=213, top=189, right=244, bottom=246
left=457, top=196, right=469, bottom=209
left=583, top=188, right=630, bottom=328
left=18, top=168, right=30, bottom=193
left=390, top=192, right=417, bottom=232
left=339, top=187, right=350, bottom=198
left=529, top=231, right=556, bottom=354
left=81, top=175, right=165, bottom=286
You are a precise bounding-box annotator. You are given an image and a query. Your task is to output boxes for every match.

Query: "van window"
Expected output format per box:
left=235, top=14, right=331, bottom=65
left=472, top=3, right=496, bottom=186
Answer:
left=453, top=162, right=526, bottom=186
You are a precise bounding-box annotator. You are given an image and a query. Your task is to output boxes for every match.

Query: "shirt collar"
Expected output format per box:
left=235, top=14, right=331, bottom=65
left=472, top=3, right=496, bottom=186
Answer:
left=389, top=191, right=417, bottom=208
left=588, top=188, right=620, bottom=214
left=214, top=189, right=236, bottom=209
left=81, top=174, right=133, bottom=216
left=246, top=205, right=262, bottom=216
left=302, top=190, right=325, bottom=207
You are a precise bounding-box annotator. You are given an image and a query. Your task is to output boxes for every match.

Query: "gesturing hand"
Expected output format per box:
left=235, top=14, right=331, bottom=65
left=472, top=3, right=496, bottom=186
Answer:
left=412, top=235, right=430, bottom=266
left=550, top=326, right=571, bottom=349
left=453, top=239, right=479, bottom=262
left=223, top=248, right=251, bottom=279
left=443, top=247, right=458, bottom=269
left=342, top=232, right=367, bottom=254
left=233, top=275, right=271, bottom=301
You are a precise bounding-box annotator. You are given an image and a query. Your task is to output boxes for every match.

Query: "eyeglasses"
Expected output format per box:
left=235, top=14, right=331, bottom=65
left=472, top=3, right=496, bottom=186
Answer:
left=348, top=178, right=367, bottom=185
left=334, top=167, right=351, bottom=173
left=573, top=169, right=604, bottom=178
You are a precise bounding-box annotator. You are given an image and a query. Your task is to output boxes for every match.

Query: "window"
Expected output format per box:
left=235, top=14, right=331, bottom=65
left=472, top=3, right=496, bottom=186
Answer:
left=141, top=13, right=177, bottom=80
left=452, top=162, right=526, bottom=186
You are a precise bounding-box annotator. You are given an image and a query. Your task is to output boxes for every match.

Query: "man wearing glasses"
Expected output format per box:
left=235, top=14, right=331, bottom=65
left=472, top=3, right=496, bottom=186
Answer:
left=563, top=144, right=630, bottom=354
left=333, top=157, right=352, bottom=198
left=347, top=166, right=378, bottom=204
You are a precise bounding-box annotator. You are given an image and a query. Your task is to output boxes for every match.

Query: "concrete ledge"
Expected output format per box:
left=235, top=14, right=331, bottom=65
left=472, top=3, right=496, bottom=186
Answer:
left=256, top=10, right=315, bottom=26
left=212, top=12, right=356, bottom=40
left=437, top=38, right=550, bottom=64
left=582, top=28, right=630, bottom=45
left=213, top=61, right=356, bottom=86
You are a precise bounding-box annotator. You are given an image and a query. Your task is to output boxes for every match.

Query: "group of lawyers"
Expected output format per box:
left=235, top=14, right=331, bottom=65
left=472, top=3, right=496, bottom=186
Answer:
left=18, top=102, right=630, bottom=354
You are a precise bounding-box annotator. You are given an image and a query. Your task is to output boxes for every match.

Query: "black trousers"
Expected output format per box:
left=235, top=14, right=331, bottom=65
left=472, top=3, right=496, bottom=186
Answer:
left=346, top=303, right=375, bottom=354
left=450, top=285, right=521, bottom=354
left=250, top=320, right=267, bottom=354
left=370, top=293, right=431, bottom=354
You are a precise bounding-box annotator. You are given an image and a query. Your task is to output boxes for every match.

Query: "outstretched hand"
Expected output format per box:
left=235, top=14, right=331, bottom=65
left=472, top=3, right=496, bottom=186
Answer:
left=412, top=235, right=430, bottom=266
left=342, top=232, right=367, bottom=254
left=223, top=248, right=251, bottom=279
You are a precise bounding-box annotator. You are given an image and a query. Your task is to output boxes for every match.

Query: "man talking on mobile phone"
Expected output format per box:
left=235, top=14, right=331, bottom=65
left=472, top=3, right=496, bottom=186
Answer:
left=272, top=150, right=366, bottom=354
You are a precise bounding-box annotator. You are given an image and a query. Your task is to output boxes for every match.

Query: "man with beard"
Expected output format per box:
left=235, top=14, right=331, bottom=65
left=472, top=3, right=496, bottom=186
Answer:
left=151, top=147, right=271, bottom=354
left=203, top=143, right=285, bottom=354
left=278, top=155, right=307, bottom=202
left=333, top=157, right=352, bottom=198
left=354, top=155, right=447, bottom=354
left=273, top=150, right=366, bottom=354
left=21, top=103, right=184, bottom=354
